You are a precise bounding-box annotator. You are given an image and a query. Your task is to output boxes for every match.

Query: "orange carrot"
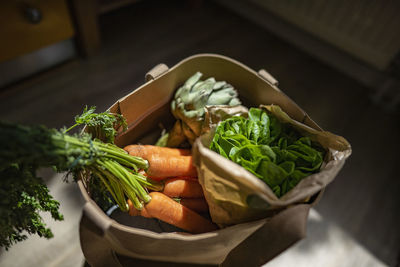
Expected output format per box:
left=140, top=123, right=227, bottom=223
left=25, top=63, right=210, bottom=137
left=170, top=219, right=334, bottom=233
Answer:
left=137, top=169, right=196, bottom=182
left=179, top=198, right=209, bottom=213
left=128, top=199, right=151, bottom=217
left=130, top=192, right=217, bottom=234
left=146, top=154, right=197, bottom=178
left=162, top=178, right=204, bottom=198
left=128, top=199, right=139, bottom=216
left=150, top=175, right=198, bottom=182
left=125, top=145, right=197, bottom=178
left=124, top=145, right=191, bottom=158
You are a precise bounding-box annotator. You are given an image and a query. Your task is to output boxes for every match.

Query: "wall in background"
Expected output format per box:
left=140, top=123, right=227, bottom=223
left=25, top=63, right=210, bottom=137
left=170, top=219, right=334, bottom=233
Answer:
left=216, top=0, right=400, bottom=111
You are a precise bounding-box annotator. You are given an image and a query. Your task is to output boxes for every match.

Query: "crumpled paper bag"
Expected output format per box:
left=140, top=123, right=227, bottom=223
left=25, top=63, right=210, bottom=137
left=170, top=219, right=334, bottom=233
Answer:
left=192, top=105, right=351, bottom=227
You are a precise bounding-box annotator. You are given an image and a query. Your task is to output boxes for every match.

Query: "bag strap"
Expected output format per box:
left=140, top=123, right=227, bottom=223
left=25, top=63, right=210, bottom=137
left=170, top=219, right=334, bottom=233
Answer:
left=80, top=202, right=123, bottom=267
left=258, top=69, right=279, bottom=87
left=82, top=201, right=112, bottom=236
left=145, top=63, right=169, bottom=82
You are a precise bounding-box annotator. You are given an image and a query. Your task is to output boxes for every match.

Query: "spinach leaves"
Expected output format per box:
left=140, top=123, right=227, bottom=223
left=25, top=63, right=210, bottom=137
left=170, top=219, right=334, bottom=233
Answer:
left=210, top=108, right=325, bottom=197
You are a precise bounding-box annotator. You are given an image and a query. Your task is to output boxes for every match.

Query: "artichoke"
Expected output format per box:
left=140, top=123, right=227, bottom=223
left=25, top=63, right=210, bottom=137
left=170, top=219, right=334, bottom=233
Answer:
left=163, top=72, right=241, bottom=147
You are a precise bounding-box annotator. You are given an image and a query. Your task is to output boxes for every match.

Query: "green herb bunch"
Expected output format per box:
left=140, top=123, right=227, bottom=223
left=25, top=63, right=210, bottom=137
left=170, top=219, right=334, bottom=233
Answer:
left=66, top=105, right=127, bottom=143
left=0, top=107, right=161, bottom=250
left=0, top=164, right=63, bottom=249
left=210, top=107, right=325, bottom=197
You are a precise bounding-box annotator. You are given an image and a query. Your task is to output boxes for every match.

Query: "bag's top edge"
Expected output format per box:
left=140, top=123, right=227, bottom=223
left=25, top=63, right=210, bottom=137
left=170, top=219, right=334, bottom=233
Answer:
left=173, top=53, right=256, bottom=72
left=109, top=213, right=269, bottom=239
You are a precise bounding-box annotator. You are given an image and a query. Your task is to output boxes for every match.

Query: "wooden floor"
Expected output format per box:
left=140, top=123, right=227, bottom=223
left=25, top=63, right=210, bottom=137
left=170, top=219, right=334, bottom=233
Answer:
left=0, top=0, right=399, bottom=266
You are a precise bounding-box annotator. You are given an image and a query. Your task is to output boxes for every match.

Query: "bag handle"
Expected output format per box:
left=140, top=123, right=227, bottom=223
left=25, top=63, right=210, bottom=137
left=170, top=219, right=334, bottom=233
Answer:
left=82, top=201, right=113, bottom=236
left=80, top=203, right=123, bottom=267
left=145, top=63, right=169, bottom=82
left=258, top=69, right=279, bottom=87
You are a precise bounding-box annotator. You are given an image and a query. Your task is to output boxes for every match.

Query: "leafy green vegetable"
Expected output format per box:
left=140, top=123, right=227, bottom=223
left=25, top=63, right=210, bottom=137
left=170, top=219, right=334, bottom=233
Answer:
left=161, top=72, right=241, bottom=147
left=210, top=108, right=325, bottom=197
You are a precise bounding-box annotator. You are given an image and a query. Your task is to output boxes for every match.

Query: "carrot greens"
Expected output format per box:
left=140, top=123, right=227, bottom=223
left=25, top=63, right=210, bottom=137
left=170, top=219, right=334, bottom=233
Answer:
left=65, top=105, right=127, bottom=143
left=0, top=108, right=161, bottom=249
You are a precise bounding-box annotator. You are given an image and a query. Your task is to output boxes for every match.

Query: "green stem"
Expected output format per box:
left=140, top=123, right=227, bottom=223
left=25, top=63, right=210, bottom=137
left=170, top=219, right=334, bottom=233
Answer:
left=100, top=160, right=144, bottom=209
left=62, top=135, right=148, bottom=170
left=101, top=148, right=148, bottom=169
left=100, top=169, right=128, bottom=211
left=133, top=172, right=164, bottom=192
left=90, top=167, right=127, bottom=211
left=52, top=133, right=150, bottom=211
left=125, top=189, right=142, bottom=210
left=104, top=154, right=138, bottom=171
left=64, top=123, right=78, bottom=133
left=116, top=164, right=151, bottom=203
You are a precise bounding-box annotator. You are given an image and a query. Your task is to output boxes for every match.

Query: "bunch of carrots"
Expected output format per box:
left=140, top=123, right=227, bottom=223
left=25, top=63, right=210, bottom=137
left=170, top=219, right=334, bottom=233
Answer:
left=123, top=145, right=217, bottom=234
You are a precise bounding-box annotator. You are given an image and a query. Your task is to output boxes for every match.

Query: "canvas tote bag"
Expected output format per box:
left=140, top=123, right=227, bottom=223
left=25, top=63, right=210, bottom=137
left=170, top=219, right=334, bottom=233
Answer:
left=78, top=54, right=351, bottom=266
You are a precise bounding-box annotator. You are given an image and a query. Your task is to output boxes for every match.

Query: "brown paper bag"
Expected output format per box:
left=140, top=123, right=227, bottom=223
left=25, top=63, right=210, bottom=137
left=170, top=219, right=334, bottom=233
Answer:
left=79, top=195, right=312, bottom=266
left=192, top=105, right=351, bottom=227
left=78, top=54, right=351, bottom=266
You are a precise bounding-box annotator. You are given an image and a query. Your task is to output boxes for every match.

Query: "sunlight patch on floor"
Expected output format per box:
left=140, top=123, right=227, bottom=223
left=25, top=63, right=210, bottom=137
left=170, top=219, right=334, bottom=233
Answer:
left=0, top=172, right=85, bottom=267
left=265, top=209, right=387, bottom=267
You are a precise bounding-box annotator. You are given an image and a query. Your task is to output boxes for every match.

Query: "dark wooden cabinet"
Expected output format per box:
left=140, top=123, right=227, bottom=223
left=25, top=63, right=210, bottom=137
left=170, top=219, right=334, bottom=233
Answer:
left=0, top=0, right=75, bottom=63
